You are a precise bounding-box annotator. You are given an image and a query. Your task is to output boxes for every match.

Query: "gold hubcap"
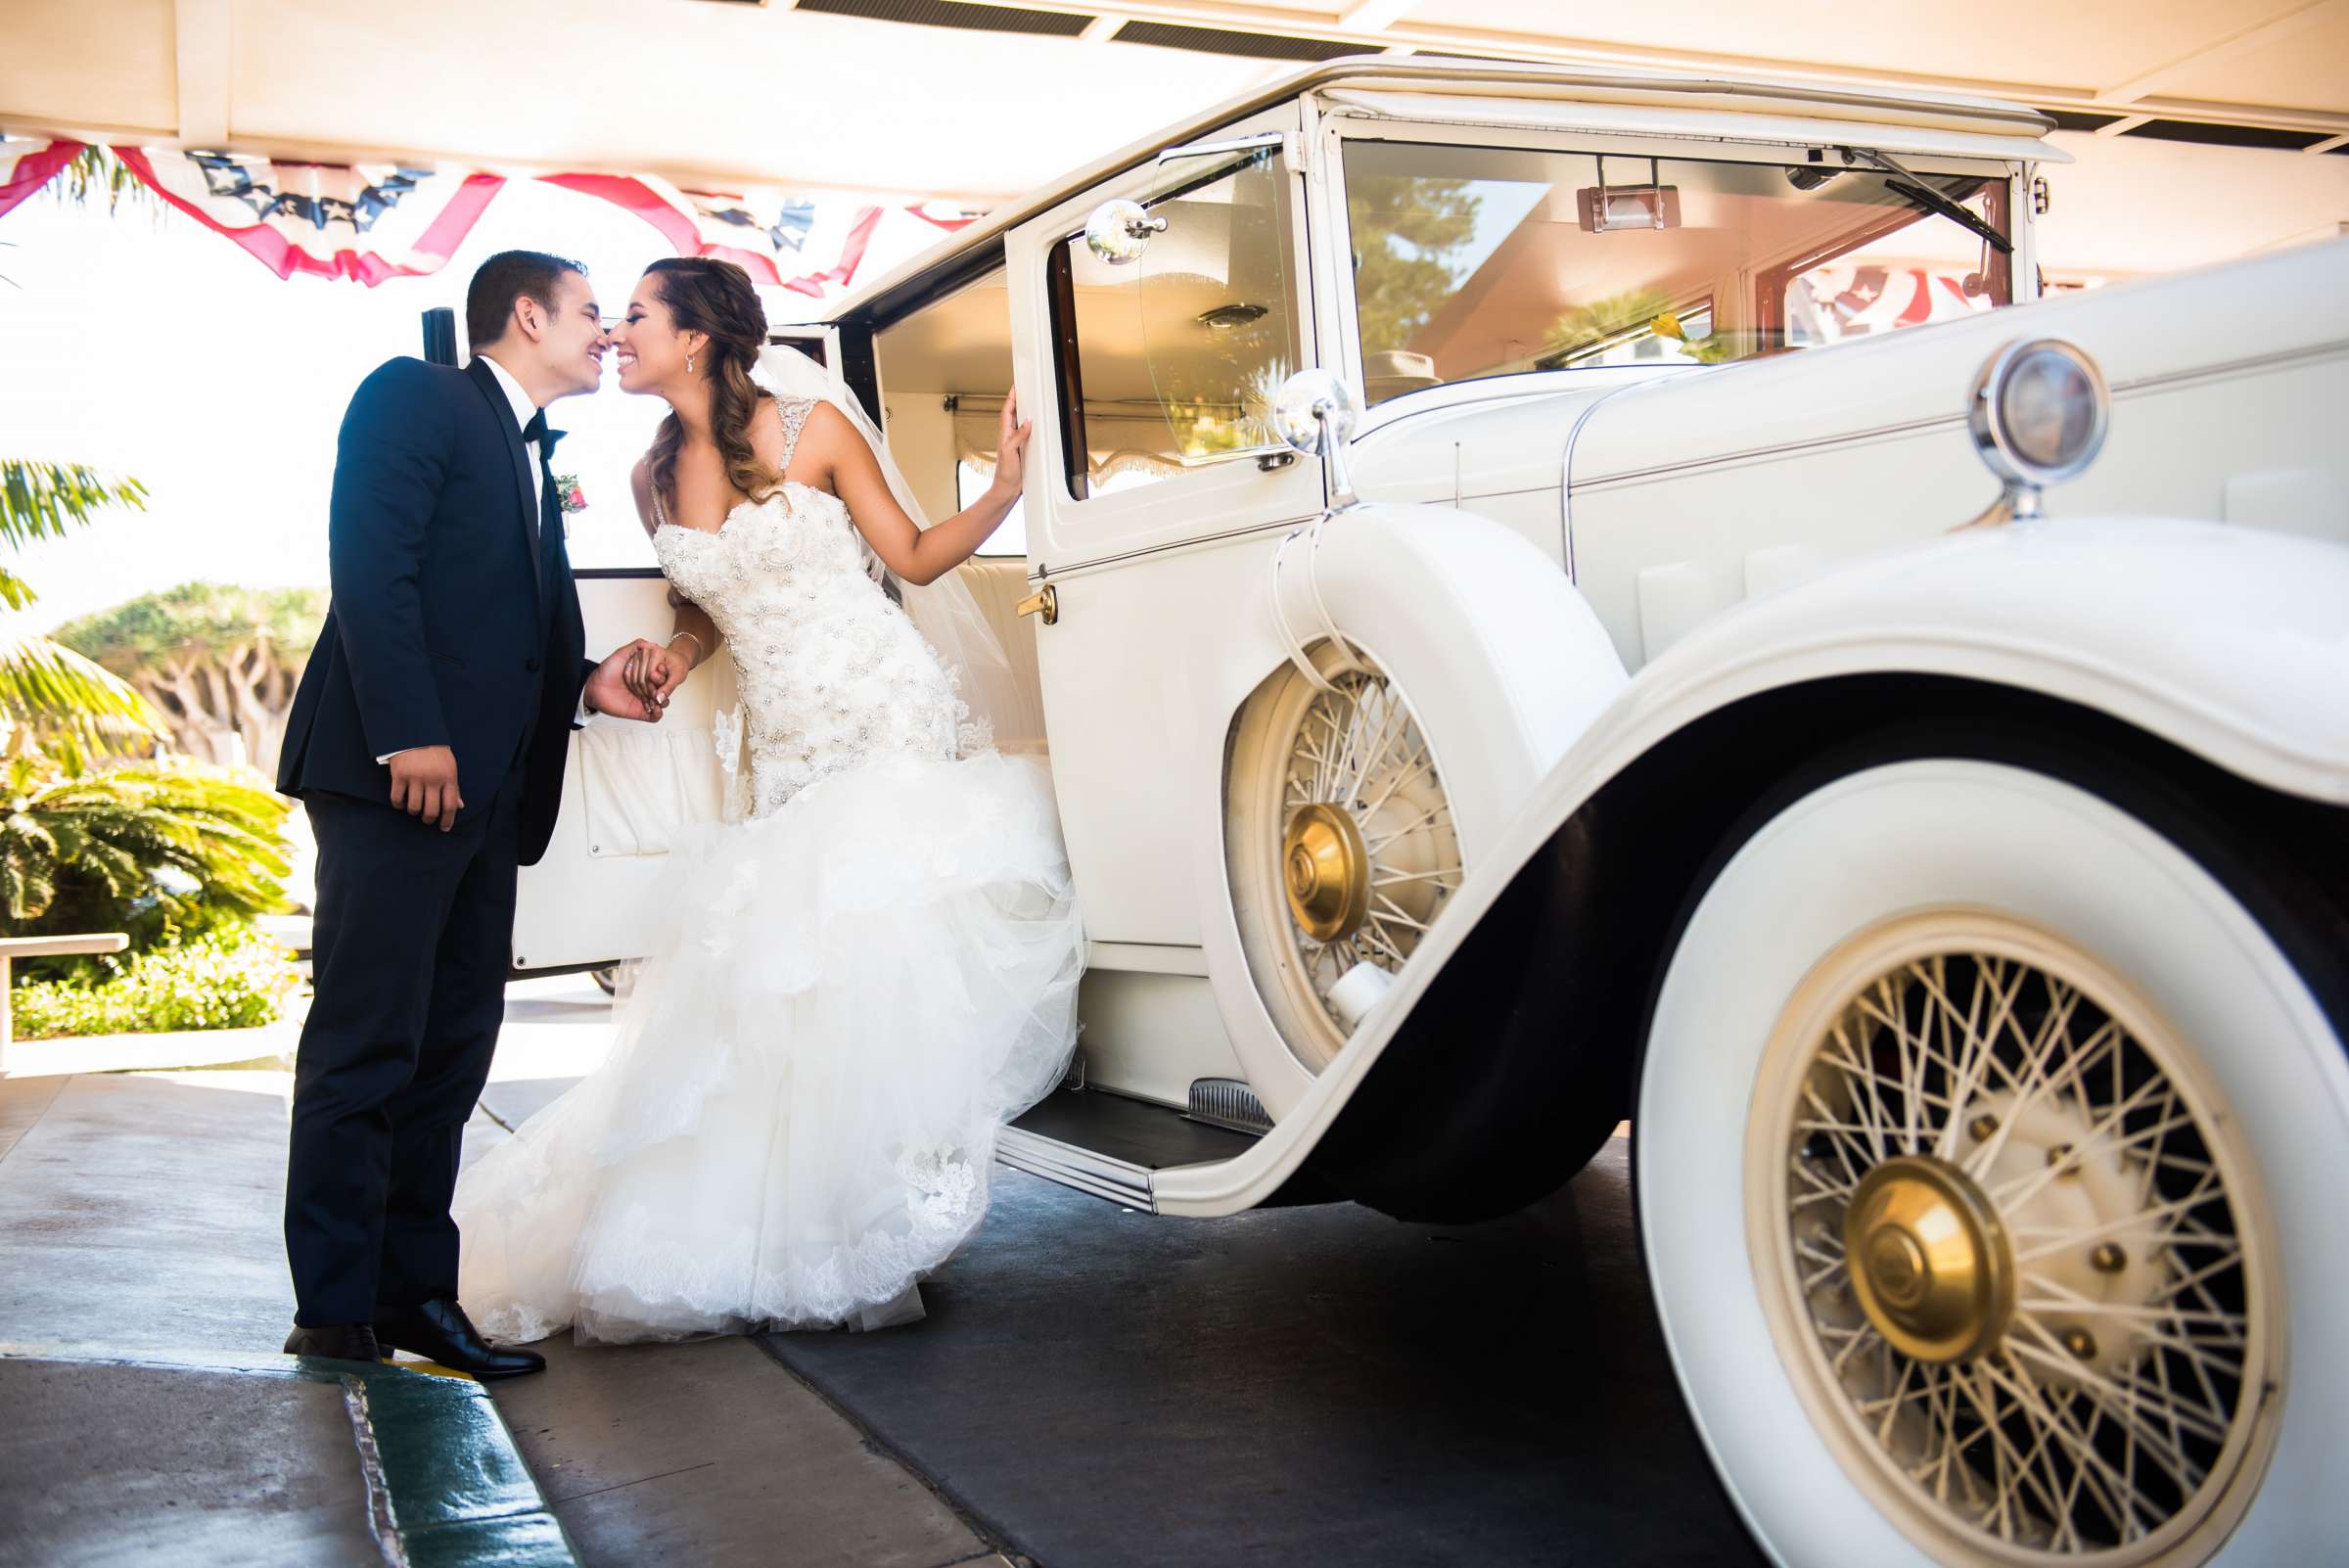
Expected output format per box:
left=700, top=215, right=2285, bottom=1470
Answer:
left=1281, top=802, right=1370, bottom=944
left=1843, top=1155, right=2014, bottom=1363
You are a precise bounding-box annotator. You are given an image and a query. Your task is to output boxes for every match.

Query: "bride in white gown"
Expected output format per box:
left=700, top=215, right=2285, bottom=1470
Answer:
left=451, top=257, right=1083, bottom=1344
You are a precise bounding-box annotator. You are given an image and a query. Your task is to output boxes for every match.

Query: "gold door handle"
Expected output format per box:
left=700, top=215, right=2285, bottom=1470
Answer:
left=1016, top=583, right=1058, bottom=625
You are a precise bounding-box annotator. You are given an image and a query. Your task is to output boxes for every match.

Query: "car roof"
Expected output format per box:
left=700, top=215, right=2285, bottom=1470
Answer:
left=819, top=52, right=2057, bottom=329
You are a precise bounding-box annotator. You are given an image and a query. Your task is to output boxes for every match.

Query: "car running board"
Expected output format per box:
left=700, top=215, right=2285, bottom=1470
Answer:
left=998, top=1086, right=1261, bottom=1213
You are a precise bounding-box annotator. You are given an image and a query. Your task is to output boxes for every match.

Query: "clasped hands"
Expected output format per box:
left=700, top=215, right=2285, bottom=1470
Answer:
left=584, top=637, right=695, bottom=724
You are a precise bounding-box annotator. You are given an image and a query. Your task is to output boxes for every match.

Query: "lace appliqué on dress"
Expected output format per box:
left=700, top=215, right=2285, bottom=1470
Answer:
left=712, top=704, right=749, bottom=823
left=653, top=467, right=968, bottom=819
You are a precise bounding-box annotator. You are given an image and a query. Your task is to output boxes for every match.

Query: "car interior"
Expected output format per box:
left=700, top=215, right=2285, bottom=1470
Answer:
left=869, top=267, right=1046, bottom=736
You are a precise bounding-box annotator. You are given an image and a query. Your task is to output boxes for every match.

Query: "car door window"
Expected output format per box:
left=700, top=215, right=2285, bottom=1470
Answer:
left=1053, top=145, right=1303, bottom=500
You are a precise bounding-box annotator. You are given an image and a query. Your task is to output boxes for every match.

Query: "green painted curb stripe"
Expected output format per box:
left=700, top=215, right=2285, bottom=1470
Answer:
left=0, top=1344, right=579, bottom=1568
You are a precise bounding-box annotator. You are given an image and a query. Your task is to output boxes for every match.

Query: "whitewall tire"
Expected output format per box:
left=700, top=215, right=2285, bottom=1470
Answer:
left=1637, top=751, right=2347, bottom=1567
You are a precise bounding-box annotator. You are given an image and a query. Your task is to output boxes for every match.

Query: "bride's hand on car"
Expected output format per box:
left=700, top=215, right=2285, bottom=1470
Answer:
left=989, top=386, right=1032, bottom=503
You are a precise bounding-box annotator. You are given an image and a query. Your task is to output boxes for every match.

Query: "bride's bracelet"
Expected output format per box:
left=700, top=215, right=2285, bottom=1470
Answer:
left=669, top=631, right=705, bottom=669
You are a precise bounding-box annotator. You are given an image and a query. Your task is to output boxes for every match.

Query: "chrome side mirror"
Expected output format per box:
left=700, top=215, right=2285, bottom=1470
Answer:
left=1271, top=368, right=1362, bottom=511
left=1084, top=198, right=1165, bottom=265
left=1959, top=338, right=2109, bottom=529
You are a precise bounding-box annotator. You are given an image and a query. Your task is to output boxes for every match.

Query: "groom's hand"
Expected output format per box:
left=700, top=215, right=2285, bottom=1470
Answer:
left=388, top=746, right=464, bottom=831
left=585, top=640, right=668, bottom=723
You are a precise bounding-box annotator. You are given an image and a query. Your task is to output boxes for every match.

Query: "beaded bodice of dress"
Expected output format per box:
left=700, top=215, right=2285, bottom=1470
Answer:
left=651, top=395, right=970, bottom=818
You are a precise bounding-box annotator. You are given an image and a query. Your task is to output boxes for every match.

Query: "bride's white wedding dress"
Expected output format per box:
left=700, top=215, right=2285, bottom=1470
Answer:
left=452, top=395, right=1082, bottom=1344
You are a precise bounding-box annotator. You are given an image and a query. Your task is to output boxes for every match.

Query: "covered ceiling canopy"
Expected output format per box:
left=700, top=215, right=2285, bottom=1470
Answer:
left=4, top=0, right=2345, bottom=208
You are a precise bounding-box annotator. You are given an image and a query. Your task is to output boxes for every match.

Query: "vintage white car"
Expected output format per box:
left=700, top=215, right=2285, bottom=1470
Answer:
left=512, top=55, right=2349, bottom=1568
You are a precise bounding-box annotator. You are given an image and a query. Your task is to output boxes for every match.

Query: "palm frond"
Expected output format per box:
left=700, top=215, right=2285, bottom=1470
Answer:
left=0, top=459, right=148, bottom=551
left=0, top=754, right=294, bottom=944
left=57, top=146, right=152, bottom=214
left=0, top=634, right=167, bottom=747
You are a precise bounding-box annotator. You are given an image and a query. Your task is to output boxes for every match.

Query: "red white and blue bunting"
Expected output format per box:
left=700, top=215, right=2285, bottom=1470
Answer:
left=535, top=174, right=971, bottom=295
left=0, top=136, right=88, bottom=220
left=113, top=147, right=504, bottom=285
left=0, top=138, right=975, bottom=298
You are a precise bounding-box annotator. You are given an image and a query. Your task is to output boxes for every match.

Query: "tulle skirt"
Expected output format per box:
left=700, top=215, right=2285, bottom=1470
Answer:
left=452, top=749, right=1083, bottom=1344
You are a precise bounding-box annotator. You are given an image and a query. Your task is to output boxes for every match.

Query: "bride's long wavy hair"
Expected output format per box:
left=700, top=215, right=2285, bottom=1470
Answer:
left=642, top=257, right=779, bottom=516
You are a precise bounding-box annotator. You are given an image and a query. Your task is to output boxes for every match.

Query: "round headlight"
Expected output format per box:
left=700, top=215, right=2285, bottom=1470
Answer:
left=1967, top=338, right=2108, bottom=490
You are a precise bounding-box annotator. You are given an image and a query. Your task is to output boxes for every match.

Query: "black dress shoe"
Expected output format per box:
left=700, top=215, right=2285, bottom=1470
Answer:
left=375, top=1296, right=546, bottom=1379
left=284, top=1322, right=385, bottom=1362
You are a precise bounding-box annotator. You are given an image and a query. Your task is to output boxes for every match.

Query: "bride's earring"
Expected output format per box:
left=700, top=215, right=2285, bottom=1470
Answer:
left=686, top=352, right=696, bottom=376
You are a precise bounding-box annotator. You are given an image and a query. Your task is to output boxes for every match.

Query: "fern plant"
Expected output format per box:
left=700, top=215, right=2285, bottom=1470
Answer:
left=0, top=750, right=292, bottom=971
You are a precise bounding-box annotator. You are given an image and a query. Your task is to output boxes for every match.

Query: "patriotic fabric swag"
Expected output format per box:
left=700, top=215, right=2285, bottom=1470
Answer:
left=539, top=174, right=972, bottom=296
left=114, top=148, right=503, bottom=284
left=0, top=138, right=973, bottom=295
left=0, top=136, right=89, bottom=220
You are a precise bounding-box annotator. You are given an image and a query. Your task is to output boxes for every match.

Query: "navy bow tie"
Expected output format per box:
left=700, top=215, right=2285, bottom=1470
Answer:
left=521, top=409, right=564, bottom=462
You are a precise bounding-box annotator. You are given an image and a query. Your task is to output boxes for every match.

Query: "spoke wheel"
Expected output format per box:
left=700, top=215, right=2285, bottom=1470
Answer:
left=1640, top=745, right=2340, bottom=1568
left=1226, top=650, right=1463, bottom=1070
left=1748, top=914, right=2282, bottom=1566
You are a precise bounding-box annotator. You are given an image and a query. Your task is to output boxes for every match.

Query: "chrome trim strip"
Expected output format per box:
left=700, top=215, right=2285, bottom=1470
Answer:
left=1026, top=481, right=1571, bottom=584
left=1558, top=380, right=1649, bottom=579
left=2106, top=337, right=2349, bottom=396
left=1029, top=512, right=1319, bottom=583
left=1575, top=411, right=1966, bottom=491
left=1086, top=941, right=1213, bottom=977
left=996, top=1125, right=1157, bottom=1211
left=1158, top=130, right=1286, bottom=163
left=1569, top=338, right=2349, bottom=493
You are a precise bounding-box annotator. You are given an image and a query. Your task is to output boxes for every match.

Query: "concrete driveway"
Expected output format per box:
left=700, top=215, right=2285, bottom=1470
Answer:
left=1, top=976, right=1757, bottom=1568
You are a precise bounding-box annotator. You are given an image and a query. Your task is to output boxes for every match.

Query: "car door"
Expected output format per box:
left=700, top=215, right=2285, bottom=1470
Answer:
left=1005, top=103, right=1324, bottom=954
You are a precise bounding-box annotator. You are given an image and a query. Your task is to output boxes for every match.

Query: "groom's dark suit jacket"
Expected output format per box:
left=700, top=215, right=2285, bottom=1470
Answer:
left=279, top=355, right=592, bottom=866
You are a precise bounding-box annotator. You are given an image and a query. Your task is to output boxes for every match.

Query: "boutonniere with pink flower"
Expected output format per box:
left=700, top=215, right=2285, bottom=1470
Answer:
left=553, top=474, right=588, bottom=515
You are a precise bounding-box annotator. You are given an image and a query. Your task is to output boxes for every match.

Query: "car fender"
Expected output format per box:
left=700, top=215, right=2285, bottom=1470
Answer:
left=1192, top=499, right=1628, bottom=1120
left=1159, top=513, right=2349, bottom=1216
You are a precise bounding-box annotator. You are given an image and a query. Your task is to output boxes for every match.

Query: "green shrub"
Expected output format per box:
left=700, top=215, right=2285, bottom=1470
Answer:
left=11, top=923, right=301, bottom=1038
left=1, top=749, right=293, bottom=982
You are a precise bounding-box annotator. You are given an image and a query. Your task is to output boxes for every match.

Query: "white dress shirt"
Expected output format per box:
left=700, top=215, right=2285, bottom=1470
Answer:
left=377, top=353, right=592, bottom=764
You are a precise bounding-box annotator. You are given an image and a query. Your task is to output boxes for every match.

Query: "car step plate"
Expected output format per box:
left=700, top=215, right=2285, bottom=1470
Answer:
left=999, top=1087, right=1260, bottom=1212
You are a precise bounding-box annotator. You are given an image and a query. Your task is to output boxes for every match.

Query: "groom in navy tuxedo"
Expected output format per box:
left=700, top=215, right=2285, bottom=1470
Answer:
left=276, top=251, right=664, bottom=1375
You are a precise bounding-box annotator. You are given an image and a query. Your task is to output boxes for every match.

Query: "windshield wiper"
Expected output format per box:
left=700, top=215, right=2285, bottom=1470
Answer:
left=1836, top=145, right=2011, bottom=254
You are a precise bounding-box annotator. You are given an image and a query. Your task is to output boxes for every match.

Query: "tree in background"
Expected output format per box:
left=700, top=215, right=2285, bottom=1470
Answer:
left=56, top=583, right=327, bottom=777
left=1345, top=174, right=1482, bottom=360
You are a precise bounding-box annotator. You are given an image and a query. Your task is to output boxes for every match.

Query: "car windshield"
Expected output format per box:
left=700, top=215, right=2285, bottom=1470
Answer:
left=1343, top=140, right=2013, bottom=406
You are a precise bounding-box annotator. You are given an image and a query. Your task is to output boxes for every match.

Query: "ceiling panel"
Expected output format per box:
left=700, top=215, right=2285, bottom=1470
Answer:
left=1418, top=0, right=2282, bottom=94
left=2151, top=14, right=2349, bottom=112
left=0, top=0, right=177, bottom=135
left=212, top=0, right=1271, bottom=198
